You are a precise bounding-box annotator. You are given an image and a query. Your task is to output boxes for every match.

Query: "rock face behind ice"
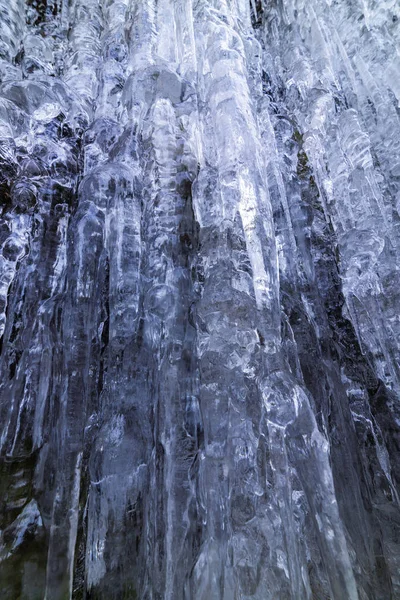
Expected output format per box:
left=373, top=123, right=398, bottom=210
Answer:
left=0, top=1, right=400, bottom=599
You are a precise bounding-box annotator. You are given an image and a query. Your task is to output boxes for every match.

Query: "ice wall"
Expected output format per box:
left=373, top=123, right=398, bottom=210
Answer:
left=0, top=1, right=399, bottom=598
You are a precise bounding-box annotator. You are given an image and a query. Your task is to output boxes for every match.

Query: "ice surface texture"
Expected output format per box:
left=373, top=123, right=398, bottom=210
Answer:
left=0, top=0, right=400, bottom=598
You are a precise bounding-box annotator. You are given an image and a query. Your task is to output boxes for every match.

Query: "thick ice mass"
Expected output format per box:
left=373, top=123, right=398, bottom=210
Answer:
left=0, top=0, right=400, bottom=598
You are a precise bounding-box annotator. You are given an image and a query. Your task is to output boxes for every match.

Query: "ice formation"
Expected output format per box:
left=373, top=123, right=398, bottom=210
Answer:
left=0, top=0, right=400, bottom=598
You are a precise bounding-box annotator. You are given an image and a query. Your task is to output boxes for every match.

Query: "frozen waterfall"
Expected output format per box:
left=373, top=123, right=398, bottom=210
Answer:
left=0, top=0, right=400, bottom=598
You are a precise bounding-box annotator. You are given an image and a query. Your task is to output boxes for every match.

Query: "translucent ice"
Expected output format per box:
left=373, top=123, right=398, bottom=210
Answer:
left=0, top=1, right=400, bottom=599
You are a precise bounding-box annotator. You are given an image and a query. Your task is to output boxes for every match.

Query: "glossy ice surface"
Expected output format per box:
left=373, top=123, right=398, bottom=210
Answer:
left=0, top=1, right=400, bottom=598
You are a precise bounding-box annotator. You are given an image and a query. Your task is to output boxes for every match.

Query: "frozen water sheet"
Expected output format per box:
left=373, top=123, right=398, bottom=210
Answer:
left=0, top=0, right=400, bottom=598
